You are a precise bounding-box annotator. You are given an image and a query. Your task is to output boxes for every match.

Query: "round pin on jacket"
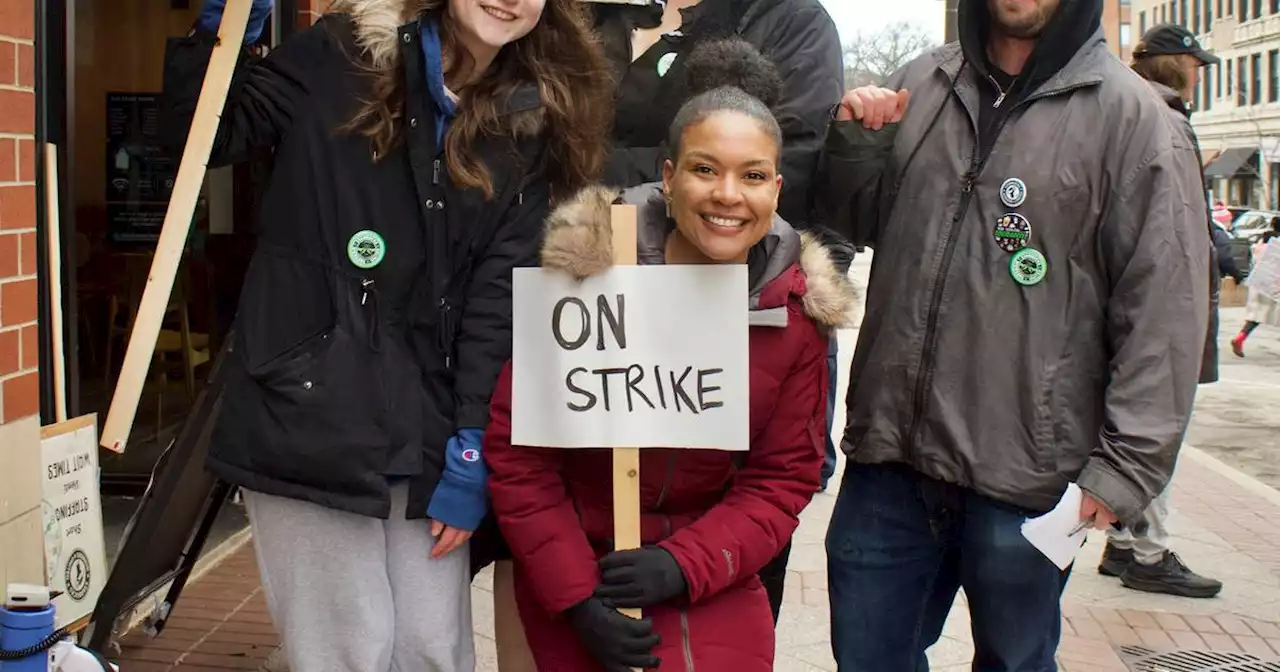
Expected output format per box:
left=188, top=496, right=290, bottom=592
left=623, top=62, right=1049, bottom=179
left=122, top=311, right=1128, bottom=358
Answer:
left=347, top=230, right=386, bottom=269
left=1000, top=178, right=1027, bottom=208
left=1009, top=247, right=1048, bottom=286
left=993, top=213, right=1032, bottom=253
left=657, top=52, right=677, bottom=78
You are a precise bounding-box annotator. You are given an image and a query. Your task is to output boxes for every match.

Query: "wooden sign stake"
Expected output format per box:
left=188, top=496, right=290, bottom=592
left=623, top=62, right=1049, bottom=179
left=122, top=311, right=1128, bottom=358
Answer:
left=609, top=204, right=643, bottom=626
left=44, top=143, right=67, bottom=423
left=99, top=0, right=253, bottom=452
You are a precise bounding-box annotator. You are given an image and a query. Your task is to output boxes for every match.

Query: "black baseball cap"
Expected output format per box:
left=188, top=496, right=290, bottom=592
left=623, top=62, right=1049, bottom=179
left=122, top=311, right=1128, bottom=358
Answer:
left=1133, top=24, right=1221, bottom=66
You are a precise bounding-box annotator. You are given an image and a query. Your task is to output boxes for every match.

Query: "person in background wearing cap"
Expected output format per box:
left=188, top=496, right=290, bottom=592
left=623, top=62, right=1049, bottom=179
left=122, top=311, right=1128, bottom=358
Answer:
left=812, top=0, right=1210, bottom=667
left=1092, top=23, right=1224, bottom=599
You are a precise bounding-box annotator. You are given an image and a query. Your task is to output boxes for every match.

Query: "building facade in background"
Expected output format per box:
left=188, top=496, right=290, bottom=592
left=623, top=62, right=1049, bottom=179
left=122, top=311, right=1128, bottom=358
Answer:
left=1132, top=0, right=1280, bottom=208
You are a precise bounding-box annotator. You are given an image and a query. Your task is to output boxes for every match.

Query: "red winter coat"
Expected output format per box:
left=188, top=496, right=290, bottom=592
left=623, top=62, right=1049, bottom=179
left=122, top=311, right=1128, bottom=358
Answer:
left=483, top=185, right=860, bottom=671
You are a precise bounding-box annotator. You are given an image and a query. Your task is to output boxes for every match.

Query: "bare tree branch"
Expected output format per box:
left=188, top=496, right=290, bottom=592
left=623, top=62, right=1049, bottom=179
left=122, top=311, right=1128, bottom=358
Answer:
left=843, top=21, right=937, bottom=88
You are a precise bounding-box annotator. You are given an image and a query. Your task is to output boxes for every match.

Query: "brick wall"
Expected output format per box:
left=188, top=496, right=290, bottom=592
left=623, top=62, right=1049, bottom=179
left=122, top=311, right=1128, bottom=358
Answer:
left=0, top=0, right=46, bottom=591
left=296, top=0, right=328, bottom=29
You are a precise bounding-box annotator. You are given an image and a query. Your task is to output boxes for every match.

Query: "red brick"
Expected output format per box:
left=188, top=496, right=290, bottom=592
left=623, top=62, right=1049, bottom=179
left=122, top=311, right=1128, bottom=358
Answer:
left=0, top=139, right=12, bottom=183
left=0, top=1, right=35, bottom=40
left=1134, top=626, right=1176, bottom=650
left=1233, top=635, right=1275, bottom=658
left=1102, top=622, right=1143, bottom=646
left=0, top=89, right=33, bottom=134
left=1089, top=607, right=1126, bottom=625
left=1201, top=632, right=1242, bottom=652
left=1, top=277, right=35, bottom=325
left=1119, top=609, right=1160, bottom=629
left=1068, top=616, right=1107, bottom=641
left=19, top=324, right=34, bottom=368
left=0, top=42, right=12, bottom=86
left=15, top=42, right=31, bottom=88
left=2, top=370, right=37, bottom=421
left=17, top=139, right=32, bottom=182
left=1216, top=614, right=1255, bottom=636
left=0, top=185, right=34, bottom=229
left=1153, top=612, right=1191, bottom=632
left=0, top=232, right=16, bottom=277
left=1185, top=614, right=1226, bottom=634
left=1061, top=602, right=1092, bottom=620
left=17, top=231, right=32, bottom=275
left=177, top=652, right=261, bottom=669
left=1245, top=619, right=1280, bottom=638
left=0, top=327, right=17, bottom=375
left=1169, top=629, right=1206, bottom=649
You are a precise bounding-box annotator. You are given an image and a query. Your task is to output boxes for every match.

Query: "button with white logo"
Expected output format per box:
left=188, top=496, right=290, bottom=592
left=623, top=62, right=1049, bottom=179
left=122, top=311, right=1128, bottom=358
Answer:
left=1000, top=177, right=1027, bottom=208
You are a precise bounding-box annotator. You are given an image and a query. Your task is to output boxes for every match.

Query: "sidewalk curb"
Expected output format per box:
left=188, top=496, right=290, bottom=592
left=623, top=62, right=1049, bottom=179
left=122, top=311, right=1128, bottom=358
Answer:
left=1182, top=444, right=1280, bottom=508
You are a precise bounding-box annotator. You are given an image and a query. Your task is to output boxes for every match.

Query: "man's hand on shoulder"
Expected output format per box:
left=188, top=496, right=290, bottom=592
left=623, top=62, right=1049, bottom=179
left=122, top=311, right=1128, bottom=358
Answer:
left=836, top=87, right=910, bottom=130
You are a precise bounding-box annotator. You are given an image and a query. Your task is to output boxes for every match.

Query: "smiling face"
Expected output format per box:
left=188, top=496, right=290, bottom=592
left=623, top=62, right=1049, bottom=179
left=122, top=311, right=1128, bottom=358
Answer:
left=988, top=0, right=1061, bottom=38
left=662, top=111, right=782, bottom=264
left=449, top=0, right=546, bottom=61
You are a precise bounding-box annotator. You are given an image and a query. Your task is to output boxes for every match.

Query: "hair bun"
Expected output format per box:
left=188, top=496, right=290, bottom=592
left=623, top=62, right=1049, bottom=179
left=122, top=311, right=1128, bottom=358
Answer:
left=684, top=38, right=783, bottom=109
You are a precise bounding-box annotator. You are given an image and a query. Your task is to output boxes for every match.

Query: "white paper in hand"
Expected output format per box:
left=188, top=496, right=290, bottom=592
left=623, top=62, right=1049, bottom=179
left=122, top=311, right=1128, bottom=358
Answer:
left=1020, top=482, right=1089, bottom=570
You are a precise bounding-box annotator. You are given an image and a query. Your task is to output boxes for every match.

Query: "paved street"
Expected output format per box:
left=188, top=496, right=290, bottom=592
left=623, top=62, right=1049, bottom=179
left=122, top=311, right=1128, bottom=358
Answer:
left=111, top=253, right=1280, bottom=671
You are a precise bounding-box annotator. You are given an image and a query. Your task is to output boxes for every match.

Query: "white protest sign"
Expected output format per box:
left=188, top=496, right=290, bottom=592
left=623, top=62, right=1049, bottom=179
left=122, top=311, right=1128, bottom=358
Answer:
left=41, top=415, right=108, bottom=629
left=512, top=265, right=750, bottom=450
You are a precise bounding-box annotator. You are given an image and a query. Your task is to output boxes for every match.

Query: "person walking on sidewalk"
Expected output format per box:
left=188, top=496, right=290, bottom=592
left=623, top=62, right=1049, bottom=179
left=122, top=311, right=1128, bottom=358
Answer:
left=484, top=82, right=858, bottom=671
left=1094, top=23, right=1223, bottom=599
left=160, top=0, right=611, bottom=669
left=1232, top=224, right=1280, bottom=357
left=813, top=0, right=1210, bottom=668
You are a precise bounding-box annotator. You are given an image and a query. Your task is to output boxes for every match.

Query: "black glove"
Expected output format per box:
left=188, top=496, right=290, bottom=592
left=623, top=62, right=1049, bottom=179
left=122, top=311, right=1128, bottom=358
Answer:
left=594, top=547, right=688, bottom=609
left=567, top=597, right=661, bottom=670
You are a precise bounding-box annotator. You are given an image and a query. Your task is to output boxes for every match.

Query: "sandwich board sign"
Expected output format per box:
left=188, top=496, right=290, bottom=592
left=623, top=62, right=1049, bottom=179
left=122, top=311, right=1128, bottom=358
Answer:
left=41, top=415, right=109, bottom=630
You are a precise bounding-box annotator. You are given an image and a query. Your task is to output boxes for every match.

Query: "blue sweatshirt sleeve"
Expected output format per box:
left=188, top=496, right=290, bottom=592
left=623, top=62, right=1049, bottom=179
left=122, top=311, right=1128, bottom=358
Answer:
left=427, top=428, right=488, bottom=531
left=197, top=0, right=273, bottom=44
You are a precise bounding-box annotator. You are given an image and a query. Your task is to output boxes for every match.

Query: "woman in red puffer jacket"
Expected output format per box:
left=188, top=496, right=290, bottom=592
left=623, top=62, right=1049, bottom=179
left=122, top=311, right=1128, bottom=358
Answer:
left=482, top=80, right=859, bottom=671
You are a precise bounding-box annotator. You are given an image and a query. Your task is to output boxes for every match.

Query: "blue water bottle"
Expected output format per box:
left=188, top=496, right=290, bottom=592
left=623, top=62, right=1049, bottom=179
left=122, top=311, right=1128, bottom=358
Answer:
left=0, top=584, right=56, bottom=672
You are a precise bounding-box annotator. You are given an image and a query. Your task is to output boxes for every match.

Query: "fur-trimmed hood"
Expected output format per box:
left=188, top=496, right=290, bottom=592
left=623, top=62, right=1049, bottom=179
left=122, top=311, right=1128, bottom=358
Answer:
left=327, top=0, right=412, bottom=70
left=541, top=183, right=862, bottom=330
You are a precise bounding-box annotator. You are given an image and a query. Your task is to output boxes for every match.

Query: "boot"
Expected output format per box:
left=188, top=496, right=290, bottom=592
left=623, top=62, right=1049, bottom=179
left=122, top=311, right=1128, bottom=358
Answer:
left=1097, top=543, right=1134, bottom=577
left=1120, top=551, right=1224, bottom=599
left=1232, top=331, right=1247, bottom=357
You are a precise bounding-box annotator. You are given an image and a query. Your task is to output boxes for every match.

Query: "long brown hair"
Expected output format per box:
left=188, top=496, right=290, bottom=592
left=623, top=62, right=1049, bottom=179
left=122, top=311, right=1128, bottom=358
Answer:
left=338, top=0, right=612, bottom=199
left=1131, top=52, right=1190, bottom=101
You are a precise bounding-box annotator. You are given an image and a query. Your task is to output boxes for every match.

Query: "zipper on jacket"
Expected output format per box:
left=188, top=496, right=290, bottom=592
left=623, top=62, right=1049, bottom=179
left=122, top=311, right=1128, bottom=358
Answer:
left=680, top=610, right=696, bottom=671
left=902, top=83, right=1094, bottom=466
left=652, top=453, right=678, bottom=510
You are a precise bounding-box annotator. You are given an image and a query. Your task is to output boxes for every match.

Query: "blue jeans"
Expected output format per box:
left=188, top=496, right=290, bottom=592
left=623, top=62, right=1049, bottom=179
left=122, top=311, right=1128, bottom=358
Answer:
left=821, top=337, right=839, bottom=487
left=826, top=464, right=1069, bottom=671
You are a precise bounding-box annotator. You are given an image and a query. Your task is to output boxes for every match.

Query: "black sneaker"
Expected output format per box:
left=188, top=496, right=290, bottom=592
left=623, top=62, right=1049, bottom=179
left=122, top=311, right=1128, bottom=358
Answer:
left=1098, top=543, right=1134, bottom=577
left=1120, top=552, right=1224, bottom=599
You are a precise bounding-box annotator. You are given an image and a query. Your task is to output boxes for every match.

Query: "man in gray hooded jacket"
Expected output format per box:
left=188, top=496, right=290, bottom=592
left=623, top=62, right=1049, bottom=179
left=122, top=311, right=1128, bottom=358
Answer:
left=815, top=0, right=1211, bottom=668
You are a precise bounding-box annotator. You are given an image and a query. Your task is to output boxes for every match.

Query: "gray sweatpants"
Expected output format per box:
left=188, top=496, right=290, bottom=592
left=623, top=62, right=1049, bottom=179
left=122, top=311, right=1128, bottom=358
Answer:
left=1106, top=485, right=1171, bottom=565
left=244, top=482, right=474, bottom=672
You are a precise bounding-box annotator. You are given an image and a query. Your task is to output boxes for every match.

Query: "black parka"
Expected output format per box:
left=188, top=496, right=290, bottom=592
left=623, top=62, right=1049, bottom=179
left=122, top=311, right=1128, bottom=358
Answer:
left=160, top=12, right=549, bottom=519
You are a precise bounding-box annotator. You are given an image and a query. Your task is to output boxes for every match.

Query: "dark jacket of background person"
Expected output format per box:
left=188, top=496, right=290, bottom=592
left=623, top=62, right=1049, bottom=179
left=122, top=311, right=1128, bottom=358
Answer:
left=591, top=0, right=843, bottom=232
